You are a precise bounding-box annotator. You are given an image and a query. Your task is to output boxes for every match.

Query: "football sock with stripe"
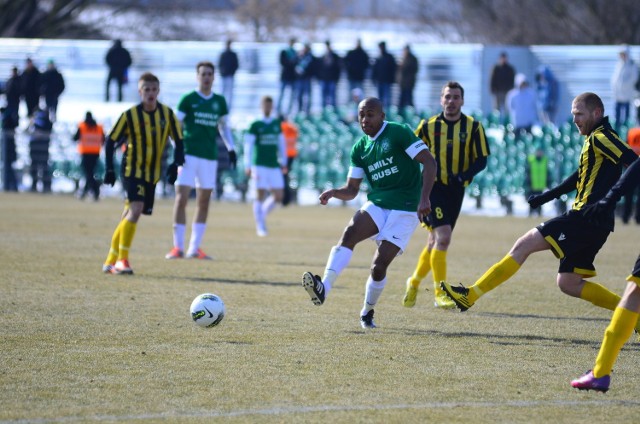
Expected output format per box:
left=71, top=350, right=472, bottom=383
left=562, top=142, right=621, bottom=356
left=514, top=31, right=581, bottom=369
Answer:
left=470, top=254, right=521, bottom=303
left=361, top=275, right=387, bottom=316
left=431, top=248, right=447, bottom=292
left=409, top=246, right=432, bottom=289
left=593, top=306, right=638, bottom=377
left=580, top=281, right=621, bottom=311
left=322, top=245, right=353, bottom=294
left=117, top=219, right=137, bottom=261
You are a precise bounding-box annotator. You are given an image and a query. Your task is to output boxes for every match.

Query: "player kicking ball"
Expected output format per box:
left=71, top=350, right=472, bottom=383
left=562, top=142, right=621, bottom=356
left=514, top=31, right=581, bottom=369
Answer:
left=301, top=97, right=436, bottom=328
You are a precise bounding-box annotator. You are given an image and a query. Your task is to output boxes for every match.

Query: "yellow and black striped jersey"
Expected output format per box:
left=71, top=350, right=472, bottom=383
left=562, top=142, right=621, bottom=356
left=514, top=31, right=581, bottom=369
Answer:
left=109, top=102, right=182, bottom=184
left=415, top=112, right=490, bottom=185
left=573, top=118, right=634, bottom=210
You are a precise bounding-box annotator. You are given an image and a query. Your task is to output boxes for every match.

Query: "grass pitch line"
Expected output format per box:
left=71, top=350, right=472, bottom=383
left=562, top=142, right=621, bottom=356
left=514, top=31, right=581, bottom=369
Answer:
left=3, top=399, right=640, bottom=423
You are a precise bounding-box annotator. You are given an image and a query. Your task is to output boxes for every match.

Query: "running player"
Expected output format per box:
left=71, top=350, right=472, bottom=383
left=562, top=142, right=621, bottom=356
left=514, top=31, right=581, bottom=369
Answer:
left=102, top=72, right=184, bottom=274
left=404, top=81, right=489, bottom=309
left=165, top=61, right=236, bottom=260
left=441, top=93, right=640, bottom=323
left=243, top=96, right=286, bottom=237
left=301, top=97, right=436, bottom=328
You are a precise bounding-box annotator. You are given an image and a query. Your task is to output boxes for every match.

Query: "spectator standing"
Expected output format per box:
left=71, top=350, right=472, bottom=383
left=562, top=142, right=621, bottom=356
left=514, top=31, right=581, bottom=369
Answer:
left=28, top=108, right=53, bottom=193
left=371, top=41, right=396, bottom=110
left=318, top=41, right=341, bottom=109
left=397, top=44, right=419, bottom=110
left=489, top=52, right=516, bottom=121
left=218, top=39, right=239, bottom=111
left=1, top=107, right=19, bottom=191
left=277, top=38, right=298, bottom=116
left=535, top=65, right=559, bottom=127
left=5, top=66, right=21, bottom=120
left=73, top=111, right=104, bottom=201
left=21, top=58, right=41, bottom=117
left=40, top=59, right=65, bottom=122
left=506, top=73, right=538, bottom=135
left=281, top=115, right=299, bottom=206
left=243, top=96, right=287, bottom=237
left=344, top=39, right=369, bottom=96
left=105, top=39, right=132, bottom=102
left=611, top=45, right=638, bottom=129
left=295, top=44, right=316, bottom=115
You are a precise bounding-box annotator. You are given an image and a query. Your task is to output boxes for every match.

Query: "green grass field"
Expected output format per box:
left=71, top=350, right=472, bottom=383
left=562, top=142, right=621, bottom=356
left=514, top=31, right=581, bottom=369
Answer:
left=1, top=192, right=640, bottom=423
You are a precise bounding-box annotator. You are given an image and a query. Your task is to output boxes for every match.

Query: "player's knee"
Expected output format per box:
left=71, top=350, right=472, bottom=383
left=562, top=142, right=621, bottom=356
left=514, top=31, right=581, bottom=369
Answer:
left=370, top=263, right=387, bottom=281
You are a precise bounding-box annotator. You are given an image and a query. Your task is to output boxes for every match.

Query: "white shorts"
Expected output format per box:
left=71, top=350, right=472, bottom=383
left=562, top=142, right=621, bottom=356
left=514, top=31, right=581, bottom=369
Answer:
left=251, top=165, right=284, bottom=190
left=361, top=201, right=419, bottom=254
left=176, top=154, right=218, bottom=190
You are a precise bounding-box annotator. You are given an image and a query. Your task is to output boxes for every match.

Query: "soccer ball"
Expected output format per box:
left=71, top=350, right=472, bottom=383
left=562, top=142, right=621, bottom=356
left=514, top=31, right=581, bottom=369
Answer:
left=190, top=293, right=225, bottom=328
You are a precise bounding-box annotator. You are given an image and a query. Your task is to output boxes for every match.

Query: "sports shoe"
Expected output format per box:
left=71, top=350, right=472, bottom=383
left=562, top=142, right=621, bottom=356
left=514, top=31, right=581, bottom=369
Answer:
left=571, top=370, right=610, bottom=393
left=102, top=263, right=115, bottom=274
left=403, top=278, right=419, bottom=308
left=434, top=290, right=457, bottom=309
left=187, top=249, right=212, bottom=260
left=165, top=247, right=184, bottom=259
left=113, top=259, right=134, bottom=275
left=440, top=281, right=474, bottom=311
left=256, top=225, right=268, bottom=237
left=360, top=309, right=377, bottom=329
left=301, top=272, right=325, bottom=305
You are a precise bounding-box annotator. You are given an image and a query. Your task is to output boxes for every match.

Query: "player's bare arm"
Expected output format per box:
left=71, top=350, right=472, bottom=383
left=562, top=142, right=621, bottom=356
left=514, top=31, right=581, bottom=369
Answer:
left=414, top=149, right=436, bottom=221
left=319, top=177, right=362, bottom=205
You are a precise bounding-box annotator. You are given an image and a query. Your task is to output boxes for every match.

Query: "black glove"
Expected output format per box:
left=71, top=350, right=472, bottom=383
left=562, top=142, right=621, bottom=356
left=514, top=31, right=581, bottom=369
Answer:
left=527, top=192, right=554, bottom=209
left=581, top=198, right=616, bottom=226
left=421, top=213, right=432, bottom=227
left=103, top=169, right=116, bottom=187
left=167, top=162, right=178, bottom=185
left=228, top=150, right=237, bottom=170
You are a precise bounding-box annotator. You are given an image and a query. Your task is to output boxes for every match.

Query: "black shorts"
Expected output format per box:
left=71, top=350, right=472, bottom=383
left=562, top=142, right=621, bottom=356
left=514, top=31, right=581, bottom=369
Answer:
left=536, top=209, right=610, bottom=277
left=424, top=181, right=465, bottom=230
left=123, top=177, right=156, bottom=215
left=627, top=255, right=640, bottom=286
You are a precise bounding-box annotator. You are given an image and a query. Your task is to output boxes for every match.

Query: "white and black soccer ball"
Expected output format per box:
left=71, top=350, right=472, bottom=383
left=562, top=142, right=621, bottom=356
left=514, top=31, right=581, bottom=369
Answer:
left=190, top=293, right=225, bottom=328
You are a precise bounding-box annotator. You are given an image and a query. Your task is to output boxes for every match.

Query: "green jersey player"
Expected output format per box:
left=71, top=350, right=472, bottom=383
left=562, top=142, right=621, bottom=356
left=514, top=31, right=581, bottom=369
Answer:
left=166, top=61, right=237, bottom=260
left=301, top=97, right=437, bottom=328
left=243, top=96, right=287, bottom=237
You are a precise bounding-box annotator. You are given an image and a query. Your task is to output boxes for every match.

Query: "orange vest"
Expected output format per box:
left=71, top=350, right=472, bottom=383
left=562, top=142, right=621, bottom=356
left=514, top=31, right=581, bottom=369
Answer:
left=77, top=122, right=104, bottom=154
left=281, top=121, right=299, bottom=158
left=628, top=128, right=640, bottom=155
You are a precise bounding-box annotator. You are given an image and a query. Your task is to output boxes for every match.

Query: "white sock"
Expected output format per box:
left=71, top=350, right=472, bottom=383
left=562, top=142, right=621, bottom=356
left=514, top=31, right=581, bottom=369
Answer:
left=253, top=200, right=264, bottom=228
left=173, top=223, right=185, bottom=251
left=360, top=276, right=387, bottom=316
left=262, top=195, right=277, bottom=216
left=187, top=222, right=207, bottom=254
left=322, top=246, right=353, bottom=294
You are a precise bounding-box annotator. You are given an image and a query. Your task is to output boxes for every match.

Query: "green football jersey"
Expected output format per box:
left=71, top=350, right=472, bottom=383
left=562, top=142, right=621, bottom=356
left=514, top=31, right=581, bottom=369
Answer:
left=177, top=91, right=228, bottom=160
left=248, top=118, right=282, bottom=168
left=350, top=122, right=425, bottom=211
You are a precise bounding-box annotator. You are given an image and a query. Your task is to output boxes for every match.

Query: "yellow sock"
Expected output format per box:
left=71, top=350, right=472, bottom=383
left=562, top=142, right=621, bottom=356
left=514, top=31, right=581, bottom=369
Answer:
left=105, top=220, right=123, bottom=265
left=593, top=306, right=639, bottom=377
left=431, top=248, right=447, bottom=292
left=580, top=281, right=621, bottom=311
left=117, top=220, right=137, bottom=261
left=410, top=246, right=432, bottom=289
left=469, top=254, right=521, bottom=303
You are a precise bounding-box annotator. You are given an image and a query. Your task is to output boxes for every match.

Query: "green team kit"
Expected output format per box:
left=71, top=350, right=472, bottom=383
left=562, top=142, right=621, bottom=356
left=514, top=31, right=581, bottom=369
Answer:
left=350, top=122, right=427, bottom=212
left=247, top=118, right=282, bottom=168
left=177, top=91, right=228, bottom=160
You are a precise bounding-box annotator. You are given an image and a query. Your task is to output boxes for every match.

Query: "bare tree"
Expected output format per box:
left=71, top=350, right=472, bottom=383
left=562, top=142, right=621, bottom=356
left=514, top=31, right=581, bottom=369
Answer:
left=0, top=0, right=102, bottom=38
left=455, top=0, right=640, bottom=44
left=233, top=0, right=298, bottom=41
